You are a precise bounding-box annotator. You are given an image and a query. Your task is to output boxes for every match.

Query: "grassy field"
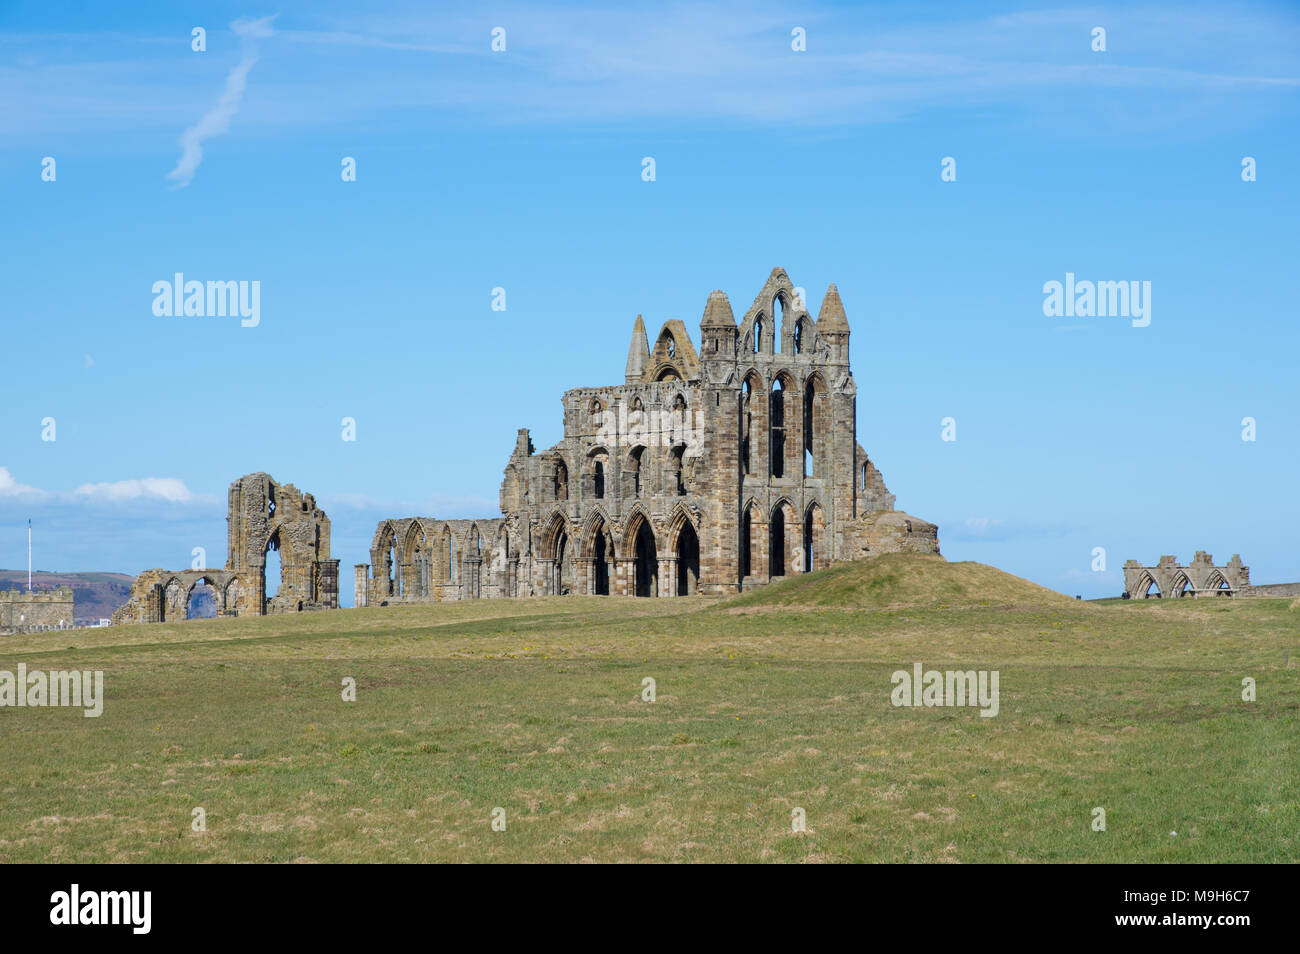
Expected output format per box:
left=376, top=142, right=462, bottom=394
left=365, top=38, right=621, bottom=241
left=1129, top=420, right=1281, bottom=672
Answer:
left=1, top=554, right=1296, bottom=863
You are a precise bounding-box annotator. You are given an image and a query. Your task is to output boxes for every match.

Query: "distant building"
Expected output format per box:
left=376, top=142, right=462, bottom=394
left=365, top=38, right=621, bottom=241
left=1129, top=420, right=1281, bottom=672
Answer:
left=0, top=587, right=76, bottom=634
left=1119, top=551, right=1290, bottom=598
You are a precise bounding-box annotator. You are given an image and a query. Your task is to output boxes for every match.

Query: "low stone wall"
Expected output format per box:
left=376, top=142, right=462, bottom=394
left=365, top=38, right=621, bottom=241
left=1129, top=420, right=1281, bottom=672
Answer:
left=844, top=510, right=941, bottom=559
left=1246, top=582, right=1300, bottom=598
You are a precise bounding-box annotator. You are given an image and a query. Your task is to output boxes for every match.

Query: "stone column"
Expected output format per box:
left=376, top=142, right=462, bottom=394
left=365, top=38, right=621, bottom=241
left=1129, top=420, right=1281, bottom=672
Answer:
left=659, top=556, right=678, bottom=596
left=353, top=565, right=370, bottom=607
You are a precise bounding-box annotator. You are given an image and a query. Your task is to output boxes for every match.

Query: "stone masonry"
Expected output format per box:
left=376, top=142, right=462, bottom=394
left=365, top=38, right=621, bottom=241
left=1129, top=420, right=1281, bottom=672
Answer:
left=357, top=267, right=939, bottom=603
left=0, top=586, right=75, bottom=634
left=1122, top=552, right=1250, bottom=598
left=112, top=473, right=340, bottom=624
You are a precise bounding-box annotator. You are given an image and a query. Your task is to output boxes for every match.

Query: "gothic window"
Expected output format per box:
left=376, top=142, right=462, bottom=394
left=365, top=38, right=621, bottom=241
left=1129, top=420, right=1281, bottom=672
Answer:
left=629, top=446, right=645, bottom=496
left=770, top=379, right=786, bottom=479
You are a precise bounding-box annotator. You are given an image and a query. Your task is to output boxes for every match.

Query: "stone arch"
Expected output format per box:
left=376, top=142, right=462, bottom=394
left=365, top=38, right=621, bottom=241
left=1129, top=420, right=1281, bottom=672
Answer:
left=803, top=370, right=828, bottom=478
left=373, top=520, right=400, bottom=597
left=1204, top=569, right=1230, bottom=595
left=1134, top=572, right=1161, bottom=599
left=773, top=293, right=788, bottom=353
left=740, top=497, right=762, bottom=580
left=262, top=529, right=284, bottom=610
left=161, top=576, right=185, bottom=622
left=770, top=371, right=797, bottom=479
left=741, top=369, right=765, bottom=478
left=539, top=510, right=573, bottom=595
left=802, top=500, right=826, bottom=573
left=185, top=576, right=220, bottom=620
left=1170, top=571, right=1194, bottom=598
left=625, top=509, right=659, bottom=598
left=539, top=509, right=568, bottom=559
left=491, top=523, right=513, bottom=597
left=667, top=506, right=700, bottom=597
left=581, top=507, right=616, bottom=596
left=587, top=445, right=610, bottom=500
left=769, top=498, right=796, bottom=578
left=626, top=444, right=648, bottom=497
left=792, top=313, right=814, bottom=355
left=402, top=519, right=430, bottom=598
left=551, top=455, right=570, bottom=501
left=432, top=522, right=454, bottom=584
left=224, top=577, right=243, bottom=616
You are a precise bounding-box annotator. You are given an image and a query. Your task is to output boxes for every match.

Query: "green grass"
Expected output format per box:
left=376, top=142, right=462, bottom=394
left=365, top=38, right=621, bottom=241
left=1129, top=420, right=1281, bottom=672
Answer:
left=1, top=555, right=1296, bottom=863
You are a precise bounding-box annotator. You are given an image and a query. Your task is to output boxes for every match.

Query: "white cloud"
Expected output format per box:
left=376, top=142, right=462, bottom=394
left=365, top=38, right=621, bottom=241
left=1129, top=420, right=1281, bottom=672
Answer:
left=74, top=478, right=195, bottom=503
left=0, top=467, right=46, bottom=498
left=232, top=15, right=277, bottom=40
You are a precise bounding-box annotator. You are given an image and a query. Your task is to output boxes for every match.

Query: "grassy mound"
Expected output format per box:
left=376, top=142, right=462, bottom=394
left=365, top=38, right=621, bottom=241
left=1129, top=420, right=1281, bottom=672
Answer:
left=725, top=551, right=1077, bottom=610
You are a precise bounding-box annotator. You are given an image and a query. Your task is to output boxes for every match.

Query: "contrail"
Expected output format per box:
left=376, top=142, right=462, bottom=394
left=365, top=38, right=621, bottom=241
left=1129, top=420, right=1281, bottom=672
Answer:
left=167, top=15, right=277, bottom=189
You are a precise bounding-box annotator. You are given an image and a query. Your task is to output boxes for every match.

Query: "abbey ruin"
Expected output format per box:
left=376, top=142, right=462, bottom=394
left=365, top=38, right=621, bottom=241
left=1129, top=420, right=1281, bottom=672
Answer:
left=1122, top=552, right=1300, bottom=599
left=355, top=267, right=939, bottom=604
left=1122, top=552, right=1250, bottom=598
left=112, top=473, right=340, bottom=623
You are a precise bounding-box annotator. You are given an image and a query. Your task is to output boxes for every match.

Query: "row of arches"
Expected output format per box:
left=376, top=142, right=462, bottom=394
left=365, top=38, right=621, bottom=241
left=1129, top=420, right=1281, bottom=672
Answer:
left=372, top=518, right=494, bottom=600
left=745, top=292, right=814, bottom=356
left=742, top=370, right=828, bottom=480
left=535, top=497, right=826, bottom=596
left=539, top=506, right=700, bottom=598
left=1129, top=571, right=1233, bottom=599
left=740, top=499, right=826, bottom=579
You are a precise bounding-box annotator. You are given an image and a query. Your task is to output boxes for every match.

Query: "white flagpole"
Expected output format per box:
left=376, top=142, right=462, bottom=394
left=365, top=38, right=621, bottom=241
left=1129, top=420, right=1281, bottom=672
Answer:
left=28, top=518, right=33, bottom=591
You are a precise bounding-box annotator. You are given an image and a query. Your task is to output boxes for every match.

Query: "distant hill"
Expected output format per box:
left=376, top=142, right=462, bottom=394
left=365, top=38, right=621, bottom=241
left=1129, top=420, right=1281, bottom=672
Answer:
left=0, top=570, right=135, bottom=622
left=725, top=552, right=1077, bottom=610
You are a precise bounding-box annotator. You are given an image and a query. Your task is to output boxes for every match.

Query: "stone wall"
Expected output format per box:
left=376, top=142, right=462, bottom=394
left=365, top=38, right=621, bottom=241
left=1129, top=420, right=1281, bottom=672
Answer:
left=0, top=586, right=75, bottom=633
left=111, top=473, right=340, bottom=625
left=1122, top=552, right=1249, bottom=598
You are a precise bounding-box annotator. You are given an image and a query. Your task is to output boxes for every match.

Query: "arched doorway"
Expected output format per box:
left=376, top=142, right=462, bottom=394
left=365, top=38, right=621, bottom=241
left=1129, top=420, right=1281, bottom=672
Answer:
left=554, top=527, right=571, bottom=594
left=676, top=521, right=699, bottom=596
left=633, top=519, right=657, bottom=598
left=741, top=503, right=755, bottom=579
left=803, top=502, right=824, bottom=573
left=594, top=531, right=610, bottom=595
left=1138, top=575, right=1161, bottom=599
left=770, top=508, right=786, bottom=577
left=186, top=578, right=218, bottom=619
left=264, top=531, right=283, bottom=611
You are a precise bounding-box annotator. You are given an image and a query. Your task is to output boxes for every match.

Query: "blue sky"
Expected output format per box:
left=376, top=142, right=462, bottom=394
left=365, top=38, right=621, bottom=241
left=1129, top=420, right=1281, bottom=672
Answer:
left=1, top=0, right=1297, bottom=603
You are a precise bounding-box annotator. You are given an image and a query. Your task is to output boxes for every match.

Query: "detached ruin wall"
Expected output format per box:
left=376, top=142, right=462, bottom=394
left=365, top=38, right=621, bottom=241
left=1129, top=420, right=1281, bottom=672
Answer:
left=111, top=473, right=339, bottom=625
